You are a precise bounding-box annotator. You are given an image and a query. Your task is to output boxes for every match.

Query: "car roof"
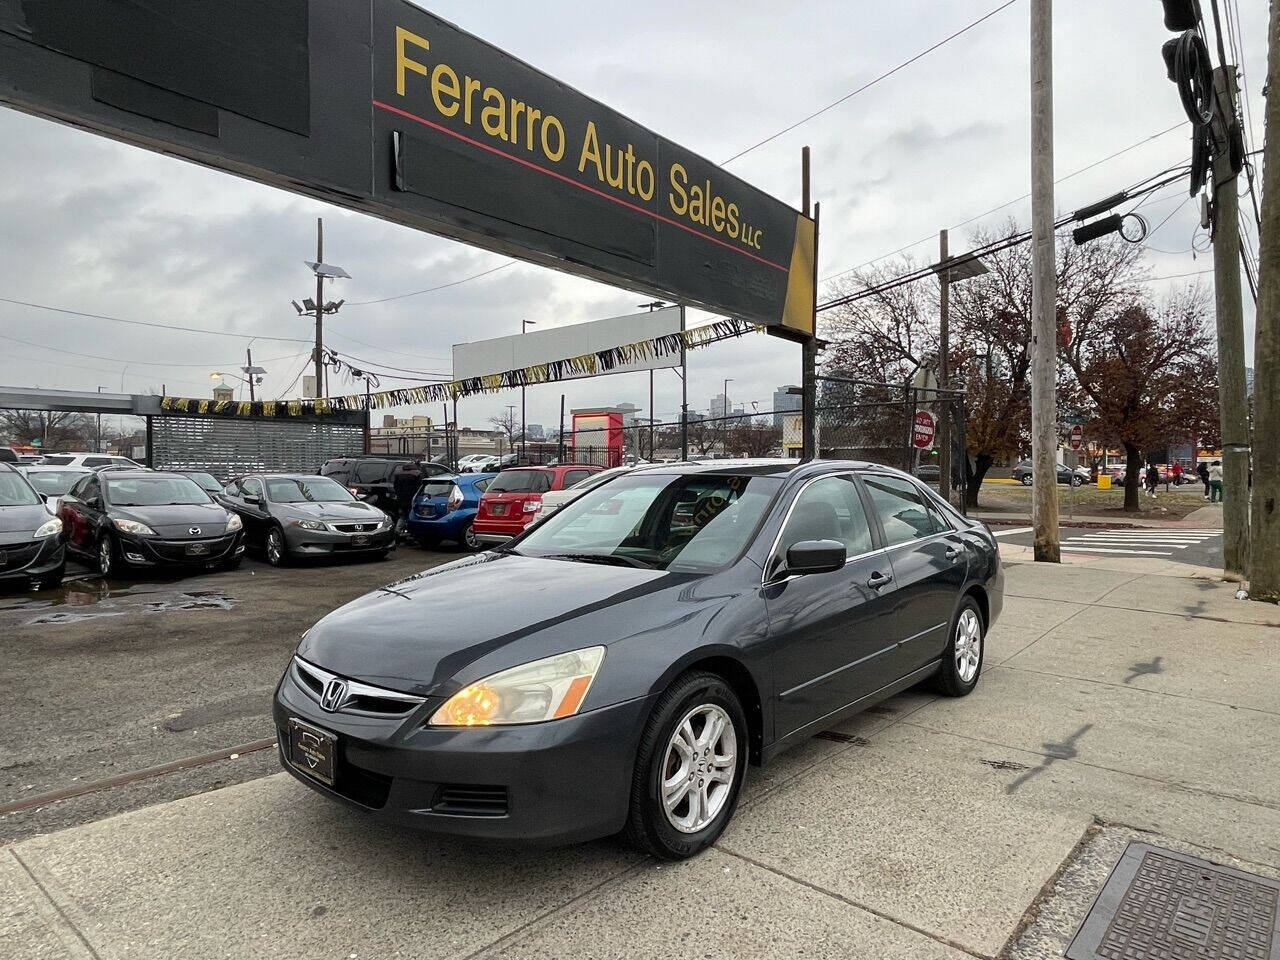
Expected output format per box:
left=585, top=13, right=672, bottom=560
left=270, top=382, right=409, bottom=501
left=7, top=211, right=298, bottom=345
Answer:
left=20, top=464, right=92, bottom=472
left=99, top=469, right=175, bottom=478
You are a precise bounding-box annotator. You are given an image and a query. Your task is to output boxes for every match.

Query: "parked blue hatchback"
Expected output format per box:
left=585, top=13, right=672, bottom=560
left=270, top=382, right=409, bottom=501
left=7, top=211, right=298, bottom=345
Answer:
left=406, top=472, right=495, bottom=551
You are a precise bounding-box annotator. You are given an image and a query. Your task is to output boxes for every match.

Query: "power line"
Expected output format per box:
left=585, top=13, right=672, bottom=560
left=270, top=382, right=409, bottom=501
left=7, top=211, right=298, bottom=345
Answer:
left=0, top=330, right=307, bottom=370
left=325, top=328, right=451, bottom=364
left=720, top=0, right=1022, bottom=165
left=819, top=123, right=1188, bottom=283
left=346, top=260, right=516, bottom=305
left=0, top=297, right=312, bottom=345
left=0, top=347, right=212, bottom=391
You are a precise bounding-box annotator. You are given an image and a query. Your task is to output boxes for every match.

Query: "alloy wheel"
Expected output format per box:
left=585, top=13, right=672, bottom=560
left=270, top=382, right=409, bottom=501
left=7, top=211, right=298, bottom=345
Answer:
left=955, top=608, right=982, bottom=683
left=98, top=537, right=112, bottom=576
left=463, top=524, right=479, bottom=550
left=267, top=530, right=284, bottom=565
left=661, top=704, right=737, bottom=833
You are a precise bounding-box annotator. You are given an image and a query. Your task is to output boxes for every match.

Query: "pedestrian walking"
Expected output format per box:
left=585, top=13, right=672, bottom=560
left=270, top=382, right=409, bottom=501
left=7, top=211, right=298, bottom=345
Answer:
left=1208, top=460, right=1224, bottom=504
left=1197, top=460, right=1210, bottom=499
left=1145, top=462, right=1160, bottom=499
left=1171, top=461, right=1182, bottom=488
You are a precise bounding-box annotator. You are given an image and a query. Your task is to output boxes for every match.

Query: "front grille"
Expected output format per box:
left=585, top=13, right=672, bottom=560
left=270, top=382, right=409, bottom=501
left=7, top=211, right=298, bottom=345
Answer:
left=146, top=535, right=234, bottom=562
left=431, top=784, right=508, bottom=817
left=0, top=541, right=41, bottom=571
left=291, top=658, right=425, bottom=716
left=331, top=522, right=380, bottom=533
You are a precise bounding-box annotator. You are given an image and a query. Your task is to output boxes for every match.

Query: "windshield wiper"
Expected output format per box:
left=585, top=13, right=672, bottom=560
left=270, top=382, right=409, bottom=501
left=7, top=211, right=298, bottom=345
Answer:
left=541, top=553, right=653, bottom=569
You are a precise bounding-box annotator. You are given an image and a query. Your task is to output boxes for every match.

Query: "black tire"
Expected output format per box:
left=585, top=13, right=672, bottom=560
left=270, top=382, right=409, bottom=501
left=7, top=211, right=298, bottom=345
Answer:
left=621, top=671, right=747, bottom=860
left=457, top=521, right=480, bottom=552
left=933, top=595, right=985, bottom=697
left=265, top=525, right=289, bottom=567
left=1071, top=476, right=1084, bottom=487
left=1019, top=474, right=1033, bottom=486
left=97, top=532, right=120, bottom=577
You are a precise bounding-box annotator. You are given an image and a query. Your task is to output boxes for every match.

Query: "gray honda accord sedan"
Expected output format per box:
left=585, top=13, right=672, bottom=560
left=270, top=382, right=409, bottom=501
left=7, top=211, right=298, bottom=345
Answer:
left=219, top=474, right=394, bottom=565
left=274, top=460, right=1002, bottom=859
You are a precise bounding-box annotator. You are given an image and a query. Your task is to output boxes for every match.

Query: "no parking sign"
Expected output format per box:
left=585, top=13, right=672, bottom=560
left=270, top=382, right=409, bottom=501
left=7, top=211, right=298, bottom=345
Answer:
left=912, top=411, right=936, bottom=449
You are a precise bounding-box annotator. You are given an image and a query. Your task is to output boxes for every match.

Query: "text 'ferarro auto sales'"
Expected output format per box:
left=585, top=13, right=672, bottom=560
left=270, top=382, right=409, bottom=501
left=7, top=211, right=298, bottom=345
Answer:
left=395, top=26, right=766, bottom=251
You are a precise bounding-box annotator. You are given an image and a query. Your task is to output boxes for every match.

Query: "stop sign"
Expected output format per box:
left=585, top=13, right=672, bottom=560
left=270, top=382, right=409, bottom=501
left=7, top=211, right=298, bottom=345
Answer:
left=1069, top=424, right=1083, bottom=450
left=912, top=411, right=936, bottom=449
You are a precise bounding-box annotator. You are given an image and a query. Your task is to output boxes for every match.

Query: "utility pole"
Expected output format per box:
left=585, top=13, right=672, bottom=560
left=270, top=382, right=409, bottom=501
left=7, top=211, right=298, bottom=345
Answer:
left=801, top=146, right=818, bottom=461
left=246, top=348, right=256, bottom=402
left=1029, top=0, right=1060, bottom=562
left=1249, top=4, right=1280, bottom=602
left=1209, top=64, right=1251, bottom=580
left=938, top=229, right=952, bottom=501
left=313, top=218, right=325, bottom=397
left=520, top=319, right=536, bottom=460
left=679, top=305, right=689, bottom=461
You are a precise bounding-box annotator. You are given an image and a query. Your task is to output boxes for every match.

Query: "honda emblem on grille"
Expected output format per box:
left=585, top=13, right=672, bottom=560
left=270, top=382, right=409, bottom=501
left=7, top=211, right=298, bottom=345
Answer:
left=320, top=678, right=348, bottom=712
left=189, top=527, right=201, bottom=536
left=352, top=523, right=365, bottom=532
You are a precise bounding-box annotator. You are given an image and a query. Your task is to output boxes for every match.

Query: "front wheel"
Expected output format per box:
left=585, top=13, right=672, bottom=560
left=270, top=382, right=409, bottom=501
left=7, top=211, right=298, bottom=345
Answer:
left=1019, top=474, right=1033, bottom=486
left=934, top=596, right=984, bottom=697
left=97, top=533, right=120, bottom=577
left=265, top=526, right=289, bottom=567
left=621, top=672, right=747, bottom=860
left=1071, top=476, right=1084, bottom=487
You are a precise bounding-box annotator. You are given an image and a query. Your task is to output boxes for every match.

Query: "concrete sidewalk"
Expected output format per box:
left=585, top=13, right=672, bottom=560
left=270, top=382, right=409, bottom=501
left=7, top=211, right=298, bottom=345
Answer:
left=3, top=559, right=1277, bottom=960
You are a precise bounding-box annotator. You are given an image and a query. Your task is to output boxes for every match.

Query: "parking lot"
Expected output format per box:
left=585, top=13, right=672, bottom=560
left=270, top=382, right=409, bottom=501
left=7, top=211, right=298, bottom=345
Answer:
left=4, top=549, right=1279, bottom=959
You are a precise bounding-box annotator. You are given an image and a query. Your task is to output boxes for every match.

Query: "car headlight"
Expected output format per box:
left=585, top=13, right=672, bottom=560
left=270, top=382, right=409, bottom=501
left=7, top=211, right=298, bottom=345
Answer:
left=113, top=518, right=156, bottom=536
left=429, top=646, right=606, bottom=726
left=224, top=511, right=243, bottom=532
left=33, top=517, right=62, bottom=539
left=289, top=518, right=327, bottom=531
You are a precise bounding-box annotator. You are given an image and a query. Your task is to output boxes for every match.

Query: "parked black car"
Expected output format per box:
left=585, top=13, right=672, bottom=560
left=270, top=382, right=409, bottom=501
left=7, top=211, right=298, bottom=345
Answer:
left=1010, top=460, right=1087, bottom=486
left=171, top=470, right=225, bottom=494
left=59, top=470, right=244, bottom=576
left=0, top=463, right=65, bottom=590
left=319, top=457, right=452, bottom=524
left=275, top=459, right=1002, bottom=859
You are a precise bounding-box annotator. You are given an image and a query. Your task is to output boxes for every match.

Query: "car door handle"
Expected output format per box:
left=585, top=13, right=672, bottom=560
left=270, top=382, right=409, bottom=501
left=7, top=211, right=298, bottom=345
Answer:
left=866, top=571, right=894, bottom=590
left=944, top=545, right=962, bottom=561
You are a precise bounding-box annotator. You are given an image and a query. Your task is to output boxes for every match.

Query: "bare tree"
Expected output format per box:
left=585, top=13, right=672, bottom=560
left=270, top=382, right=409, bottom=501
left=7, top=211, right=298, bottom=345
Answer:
left=487, top=409, right=517, bottom=457
left=0, top=410, right=96, bottom=451
left=726, top=420, right=781, bottom=457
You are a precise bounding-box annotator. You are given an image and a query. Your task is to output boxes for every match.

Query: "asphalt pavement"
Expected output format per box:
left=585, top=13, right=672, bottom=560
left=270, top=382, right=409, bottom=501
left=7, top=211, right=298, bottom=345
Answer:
left=994, top=524, right=1224, bottom=568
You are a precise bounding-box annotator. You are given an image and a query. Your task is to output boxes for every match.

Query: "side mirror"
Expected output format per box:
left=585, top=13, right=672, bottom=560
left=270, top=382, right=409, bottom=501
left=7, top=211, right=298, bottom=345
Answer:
left=243, top=494, right=261, bottom=506
left=784, top=540, right=847, bottom=576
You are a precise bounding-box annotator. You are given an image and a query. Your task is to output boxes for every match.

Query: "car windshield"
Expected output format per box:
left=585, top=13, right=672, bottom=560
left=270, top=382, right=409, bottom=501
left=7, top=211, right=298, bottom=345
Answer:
left=23, top=471, right=86, bottom=495
left=512, top=472, right=782, bottom=572
left=265, top=477, right=354, bottom=503
left=0, top=471, right=41, bottom=506
left=489, top=469, right=551, bottom=493
left=105, top=476, right=209, bottom=506
left=185, top=472, right=221, bottom=491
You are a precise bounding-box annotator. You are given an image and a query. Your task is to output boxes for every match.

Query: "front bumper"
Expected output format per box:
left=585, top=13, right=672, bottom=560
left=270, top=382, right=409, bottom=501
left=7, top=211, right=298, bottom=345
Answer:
left=283, top=525, right=395, bottom=557
left=0, top=536, right=64, bottom=584
left=273, top=661, right=652, bottom=845
left=117, top=531, right=244, bottom=567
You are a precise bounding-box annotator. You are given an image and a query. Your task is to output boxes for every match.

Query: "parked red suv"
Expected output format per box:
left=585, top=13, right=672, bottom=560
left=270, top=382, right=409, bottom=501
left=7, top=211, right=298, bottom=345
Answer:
left=473, top=464, right=600, bottom=546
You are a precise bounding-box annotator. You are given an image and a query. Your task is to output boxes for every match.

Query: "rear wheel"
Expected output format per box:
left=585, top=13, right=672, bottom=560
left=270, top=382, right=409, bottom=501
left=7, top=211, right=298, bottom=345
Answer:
left=934, top=596, right=984, bottom=697
left=1020, top=474, right=1033, bottom=486
left=621, top=672, right=747, bottom=860
left=458, top=522, right=480, bottom=552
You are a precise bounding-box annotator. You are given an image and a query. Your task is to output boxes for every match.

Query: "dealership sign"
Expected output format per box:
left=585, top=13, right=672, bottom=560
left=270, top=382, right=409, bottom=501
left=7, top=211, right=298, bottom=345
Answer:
left=0, top=1, right=815, bottom=333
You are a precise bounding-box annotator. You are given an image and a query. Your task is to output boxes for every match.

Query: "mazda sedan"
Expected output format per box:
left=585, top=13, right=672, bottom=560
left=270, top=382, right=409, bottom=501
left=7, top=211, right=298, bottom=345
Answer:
left=274, top=460, right=1002, bottom=859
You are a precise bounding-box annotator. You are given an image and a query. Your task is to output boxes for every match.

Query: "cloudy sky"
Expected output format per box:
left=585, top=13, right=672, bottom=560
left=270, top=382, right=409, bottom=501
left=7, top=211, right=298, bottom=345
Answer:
left=0, top=0, right=1267, bottom=433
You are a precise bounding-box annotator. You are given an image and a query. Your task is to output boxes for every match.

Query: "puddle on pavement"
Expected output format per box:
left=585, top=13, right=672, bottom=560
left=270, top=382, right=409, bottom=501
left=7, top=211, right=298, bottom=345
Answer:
left=4, top=578, right=238, bottom=625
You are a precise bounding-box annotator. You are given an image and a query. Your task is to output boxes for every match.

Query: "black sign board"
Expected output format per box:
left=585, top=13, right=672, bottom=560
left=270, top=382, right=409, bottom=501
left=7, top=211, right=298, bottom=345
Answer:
left=0, top=1, right=815, bottom=334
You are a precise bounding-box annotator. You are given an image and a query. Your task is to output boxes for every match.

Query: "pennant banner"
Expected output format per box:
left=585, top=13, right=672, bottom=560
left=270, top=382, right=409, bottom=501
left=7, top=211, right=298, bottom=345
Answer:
left=159, top=319, right=763, bottom=418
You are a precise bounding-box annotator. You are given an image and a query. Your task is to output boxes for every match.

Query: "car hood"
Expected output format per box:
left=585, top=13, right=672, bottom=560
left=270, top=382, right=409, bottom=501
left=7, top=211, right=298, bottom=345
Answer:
left=299, top=552, right=674, bottom=695
left=275, top=500, right=385, bottom=522
left=111, top=501, right=231, bottom=538
left=0, top=502, right=54, bottom=537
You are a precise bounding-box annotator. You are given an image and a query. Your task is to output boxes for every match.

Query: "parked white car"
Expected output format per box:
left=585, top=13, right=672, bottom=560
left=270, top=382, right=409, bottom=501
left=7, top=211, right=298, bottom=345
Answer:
left=17, top=465, right=93, bottom=514
left=35, top=452, right=144, bottom=470
left=456, top=454, right=500, bottom=473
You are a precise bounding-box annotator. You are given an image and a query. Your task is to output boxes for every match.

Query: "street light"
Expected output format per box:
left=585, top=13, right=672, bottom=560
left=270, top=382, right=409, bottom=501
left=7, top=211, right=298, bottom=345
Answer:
left=295, top=219, right=349, bottom=397
left=723, top=378, right=734, bottom=456
left=520, top=320, right=536, bottom=460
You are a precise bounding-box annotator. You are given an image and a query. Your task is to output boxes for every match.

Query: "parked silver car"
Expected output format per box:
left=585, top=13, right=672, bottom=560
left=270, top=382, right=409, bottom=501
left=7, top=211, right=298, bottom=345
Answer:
left=218, top=474, right=395, bottom=566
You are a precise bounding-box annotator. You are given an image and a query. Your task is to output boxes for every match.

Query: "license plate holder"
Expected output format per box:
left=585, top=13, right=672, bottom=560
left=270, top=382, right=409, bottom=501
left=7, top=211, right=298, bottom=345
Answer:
left=490, top=503, right=508, bottom=516
left=351, top=534, right=369, bottom=546
left=186, top=542, right=209, bottom=556
left=287, top=718, right=337, bottom=785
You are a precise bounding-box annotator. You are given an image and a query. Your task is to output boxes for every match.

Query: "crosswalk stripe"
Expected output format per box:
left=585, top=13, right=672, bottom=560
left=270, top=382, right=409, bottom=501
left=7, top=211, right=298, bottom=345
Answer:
left=1060, top=546, right=1172, bottom=556
left=993, top=526, right=1034, bottom=538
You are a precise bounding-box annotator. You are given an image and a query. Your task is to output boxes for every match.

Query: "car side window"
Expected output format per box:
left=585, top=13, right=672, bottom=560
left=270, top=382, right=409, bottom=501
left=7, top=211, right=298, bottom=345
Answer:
left=355, top=461, right=390, bottom=483
left=474, top=479, right=490, bottom=492
left=84, top=457, right=110, bottom=467
left=242, top=477, right=264, bottom=500
left=563, top=469, right=592, bottom=488
left=81, top=475, right=101, bottom=505
left=778, top=475, right=873, bottom=558
left=862, top=474, right=940, bottom=545
left=68, top=475, right=90, bottom=499
left=223, top=480, right=241, bottom=497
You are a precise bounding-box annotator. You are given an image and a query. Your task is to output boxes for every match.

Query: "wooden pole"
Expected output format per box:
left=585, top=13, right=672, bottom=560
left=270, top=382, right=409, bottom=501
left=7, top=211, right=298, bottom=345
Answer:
left=801, top=146, right=817, bottom=461
left=1029, top=0, right=1060, bottom=561
left=1249, top=8, right=1280, bottom=602
left=1210, top=65, right=1252, bottom=580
